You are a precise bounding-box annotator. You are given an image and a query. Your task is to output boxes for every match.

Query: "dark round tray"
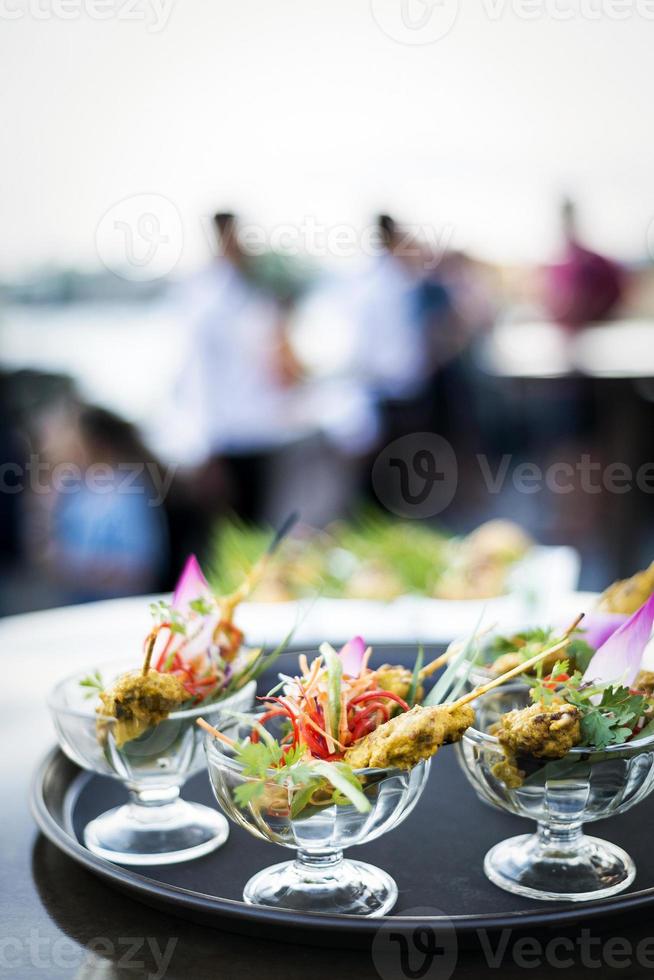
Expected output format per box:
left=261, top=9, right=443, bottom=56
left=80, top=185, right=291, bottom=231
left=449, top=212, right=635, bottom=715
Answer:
left=31, top=644, right=654, bottom=948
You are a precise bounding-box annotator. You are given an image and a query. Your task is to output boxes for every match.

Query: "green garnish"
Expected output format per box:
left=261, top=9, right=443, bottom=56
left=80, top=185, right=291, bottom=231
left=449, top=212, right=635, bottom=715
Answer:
left=407, top=646, right=424, bottom=708
left=148, top=600, right=187, bottom=635
left=319, top=642, right=343, bottom=740
left=232, top=739, right=371, bottom=814
left=79, top=669, right=104, bottom=698
left=531, top=667, right=648, bottom=751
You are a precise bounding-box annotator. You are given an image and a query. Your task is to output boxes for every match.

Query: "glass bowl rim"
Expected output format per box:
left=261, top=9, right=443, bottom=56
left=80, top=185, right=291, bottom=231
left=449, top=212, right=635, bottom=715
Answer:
left=47, top=657, right=257, bottom=722
left=461, top=680, right=654, bottom=757
left=203, top=719, right=430, bottom=781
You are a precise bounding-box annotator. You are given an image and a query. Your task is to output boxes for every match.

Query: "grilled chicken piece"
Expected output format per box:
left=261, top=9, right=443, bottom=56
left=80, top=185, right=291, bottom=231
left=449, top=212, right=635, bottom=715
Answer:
left=491, top=700, right=581, bottom=787
left=375, top=664, right=424, bottom=704
left=635, top=670, right=654, bottom=697
left=598, top=560, right=654, bottom=615
left=343, top=703, right=474, bottom=770
left=98, top=670, right=189, bottom=748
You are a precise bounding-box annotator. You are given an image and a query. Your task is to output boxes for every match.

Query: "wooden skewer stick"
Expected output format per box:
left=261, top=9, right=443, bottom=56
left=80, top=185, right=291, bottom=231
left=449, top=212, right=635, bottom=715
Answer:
left=418, top=624, right=496, bottom=680
left=196, top=717, right=238, bottom=747
left=220, top=512, right=299, bottom=619
left=141, top=630, right=158, bottom=676
left=449, top=613, right=585, bottom=710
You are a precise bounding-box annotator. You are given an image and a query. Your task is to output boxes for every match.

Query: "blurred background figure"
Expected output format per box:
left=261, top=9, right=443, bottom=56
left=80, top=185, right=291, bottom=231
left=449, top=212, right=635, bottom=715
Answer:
left=34, top=405, right=168, bottom=604
left=162, top=211, right=304, bottom=522
left=543, top=198, right=626, bottom=330
left=2, top=3, right=654, bottom=613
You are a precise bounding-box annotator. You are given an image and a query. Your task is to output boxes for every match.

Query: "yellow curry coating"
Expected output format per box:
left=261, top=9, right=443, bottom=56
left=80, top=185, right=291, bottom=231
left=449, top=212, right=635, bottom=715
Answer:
left=598, top=560, right=654, bottom=615
left=491, top=700, right=581, bottom=787
left=635, top=670, right=654, bottom=697
left=343, top=703, right=474, bottom=770
left=492, top=701, right=581, bottom=758
left=99, top=669, right=189, bottom=748
left=376, top=664, right=424, bottom=703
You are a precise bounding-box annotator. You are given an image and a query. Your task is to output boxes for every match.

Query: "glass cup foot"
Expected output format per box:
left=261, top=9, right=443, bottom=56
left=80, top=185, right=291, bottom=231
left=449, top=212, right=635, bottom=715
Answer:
left=243, top=854, right=398, bottom=916
left=484, top=832, right=635, bottom=902
left=84, top=799, right=229, bottom=866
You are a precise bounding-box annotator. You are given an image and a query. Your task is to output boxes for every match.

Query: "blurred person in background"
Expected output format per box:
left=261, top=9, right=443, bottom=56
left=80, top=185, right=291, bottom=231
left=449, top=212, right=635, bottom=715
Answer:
left=543, top=197, right=625, bottom=330
left=349, top=213, right=433, bottom=406
left=164, top=211, right=305, bottom=522
left=36, top=405, right=168, bottom=603
left=350, top=213, right=465, bottom=440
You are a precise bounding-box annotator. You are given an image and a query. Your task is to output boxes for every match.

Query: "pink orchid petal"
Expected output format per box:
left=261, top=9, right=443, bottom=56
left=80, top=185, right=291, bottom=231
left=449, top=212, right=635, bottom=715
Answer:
left=583, top=593, right=654, bottom=687
left=339, top=636, right=367, bottom=677
left=579, top=612, right=629, bottom=651
left=172, top=554, right=212, bottom=612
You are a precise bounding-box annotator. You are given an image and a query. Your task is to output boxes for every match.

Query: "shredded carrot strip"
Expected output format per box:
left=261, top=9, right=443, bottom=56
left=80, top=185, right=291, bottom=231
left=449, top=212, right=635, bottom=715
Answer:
left=304, top=713, right=347, bottom=751
left=338, top=688, right=350, bottom=745
left=317, top=689, right=335, bottom=754
left=302, top=657, right=322, bottom=697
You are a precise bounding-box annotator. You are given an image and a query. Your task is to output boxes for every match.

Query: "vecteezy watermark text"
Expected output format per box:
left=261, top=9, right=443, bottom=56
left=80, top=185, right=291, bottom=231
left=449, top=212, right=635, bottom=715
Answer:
left=370, top=0, right=654, bottom=47
left=0, top=931, right=177, bottom=978
left=0, top=0, right=175, bottom=31
left=201, top=214, right=455, bottom=268
left=372, top=432, right=654, bottom=518
left=371, top=914, right=654, bottom=978
left=0, top=455, right=177, bottom=507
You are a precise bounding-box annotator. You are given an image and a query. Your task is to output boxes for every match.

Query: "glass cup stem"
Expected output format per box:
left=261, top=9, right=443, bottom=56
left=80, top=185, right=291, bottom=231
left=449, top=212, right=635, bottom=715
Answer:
left=537, top=819, right=584, bottom=855
left=294, top=848, right=344, bottom=881
left=128, top=783, right=181, bottom=812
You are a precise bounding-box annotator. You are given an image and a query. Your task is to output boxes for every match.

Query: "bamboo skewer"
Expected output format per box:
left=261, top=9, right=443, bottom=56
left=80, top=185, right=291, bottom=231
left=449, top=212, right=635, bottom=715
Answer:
left=197, top=717, right=238, bottom=747
left=449, top=613, right=585, bottom=710
left=418, top=624, right=496, bottom=681
left=141, top=630, right=158, bottom=676
left=220, top=512, right=299, bottom=619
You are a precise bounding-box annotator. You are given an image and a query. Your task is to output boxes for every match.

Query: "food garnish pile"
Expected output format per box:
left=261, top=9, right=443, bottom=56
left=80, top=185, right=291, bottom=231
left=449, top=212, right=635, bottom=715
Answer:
left=490, top=593, right=654, bottom=787
left=200, top=628, right=572, bottom=818
left=211, top=514, right=534, bottom=603
left=201, top=636, right=477, bottom=816
left=84, top=545, right=285, bottom=748
left=476, top=558, right=654, bottom=679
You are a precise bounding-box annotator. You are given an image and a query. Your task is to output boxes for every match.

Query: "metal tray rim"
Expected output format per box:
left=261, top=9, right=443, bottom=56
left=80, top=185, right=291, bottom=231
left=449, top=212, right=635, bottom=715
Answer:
left=30, top=745, right=654, bottom=941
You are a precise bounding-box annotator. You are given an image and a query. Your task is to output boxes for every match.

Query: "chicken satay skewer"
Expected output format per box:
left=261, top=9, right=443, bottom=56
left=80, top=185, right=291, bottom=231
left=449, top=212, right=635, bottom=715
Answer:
left=449, top=613, right=585, bottom=711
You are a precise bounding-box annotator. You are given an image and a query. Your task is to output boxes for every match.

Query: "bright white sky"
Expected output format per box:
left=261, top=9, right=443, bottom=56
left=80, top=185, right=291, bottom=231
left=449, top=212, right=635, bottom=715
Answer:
left=1, top=0, right=654, bottom=274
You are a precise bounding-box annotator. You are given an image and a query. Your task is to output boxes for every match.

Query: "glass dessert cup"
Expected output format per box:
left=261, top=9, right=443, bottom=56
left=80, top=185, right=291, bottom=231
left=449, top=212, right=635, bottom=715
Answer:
left=204, top=718, right=430, bottom=916
left=49, top=659, right=256, bottom=866
left=456, top=683, right=654, bottom=902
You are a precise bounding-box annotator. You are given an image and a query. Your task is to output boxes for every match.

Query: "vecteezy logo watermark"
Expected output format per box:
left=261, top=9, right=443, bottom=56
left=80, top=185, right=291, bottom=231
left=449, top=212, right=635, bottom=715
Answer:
left=372, top=433, right=458, bottom=518
left=0, top=455, right=177, bottom=507
left=96, top=193, right=183, bottom=281
left=372, top=434, right=654, bottom=517
left=481, top=0, right=654, bottom=21
left=0, top=931, right=177, bottom=978
left=370, top=0, right=460, bottom=45
left=200, top=214, right=455, bottom=270
left=371, top=907, right=458, bottom=980
left=0, top=0, right=175, bottom=31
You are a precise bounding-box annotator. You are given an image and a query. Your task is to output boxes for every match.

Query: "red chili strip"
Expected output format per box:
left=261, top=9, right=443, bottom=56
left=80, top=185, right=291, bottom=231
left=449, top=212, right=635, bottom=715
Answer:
left=348, top=690, right=410, bottom=712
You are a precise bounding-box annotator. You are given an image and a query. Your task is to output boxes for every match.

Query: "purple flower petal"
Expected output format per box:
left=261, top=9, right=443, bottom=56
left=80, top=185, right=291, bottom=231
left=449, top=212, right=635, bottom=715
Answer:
left=172, top=554, right=212, bottom=612
left=339, top=636, right=367, bottom=677
left=579, top=612, right=628, bottom=651
left=583, top=593, right=654, bottom=687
